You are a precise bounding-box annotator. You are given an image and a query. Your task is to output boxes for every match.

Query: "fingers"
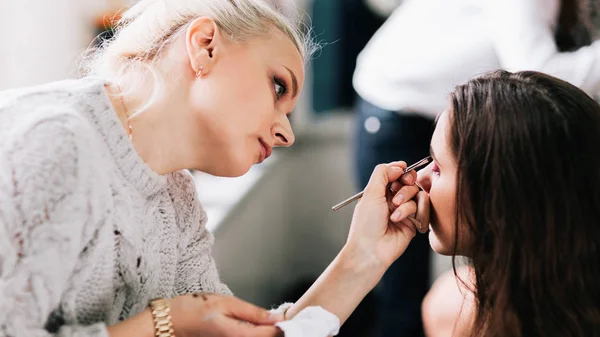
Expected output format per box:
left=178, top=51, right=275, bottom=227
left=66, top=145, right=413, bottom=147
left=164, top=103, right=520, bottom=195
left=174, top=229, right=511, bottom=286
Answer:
left=388, top=169, right=417, bottom=194
left=245, top=326, right=285, bottom=337
left=406, top=216, right=424, bottom=233
left=389, top=180, right=402, bottom=194
left=389, top=194, right=429, bottom=234
left=365, top=161, right=429, bottom=234
left=387, top=171, right=428, bottom=233
left=399, top=217, right=418, bottom=237
left=387, top=185, right=418, bottom=217
left=222, top=296, right=283, bottom=325
left=388, top=160, right=408, bottom=170
left=400, top=170, right=417, bottom=185
left=364, top=162, right=407, bottom=199
left=211, top=315, right=284, bottom=337
left=390, top=199, right=417, bottom=223
left=414, top=191, right=430, bottom=233
left=392, top=184, right=419, bottom=207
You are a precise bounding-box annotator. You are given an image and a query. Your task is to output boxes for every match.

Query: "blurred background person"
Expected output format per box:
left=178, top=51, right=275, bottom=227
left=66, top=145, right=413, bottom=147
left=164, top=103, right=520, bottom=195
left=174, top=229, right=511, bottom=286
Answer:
left=352, top=0, right=600, bottom=336
left=363, top=0, right=404, bottom=18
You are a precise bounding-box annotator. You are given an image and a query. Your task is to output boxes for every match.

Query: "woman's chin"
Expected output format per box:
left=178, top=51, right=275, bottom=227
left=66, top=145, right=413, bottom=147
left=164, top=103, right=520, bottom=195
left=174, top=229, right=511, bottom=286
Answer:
left=428, top=230, right=454, bottom=256
left=205, top=160, right=252, bottom=178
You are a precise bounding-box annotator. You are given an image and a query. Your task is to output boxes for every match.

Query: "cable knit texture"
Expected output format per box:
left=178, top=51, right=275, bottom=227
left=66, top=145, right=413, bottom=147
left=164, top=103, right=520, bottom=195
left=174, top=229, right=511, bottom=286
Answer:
left=0, top=78, right=231, bottom=337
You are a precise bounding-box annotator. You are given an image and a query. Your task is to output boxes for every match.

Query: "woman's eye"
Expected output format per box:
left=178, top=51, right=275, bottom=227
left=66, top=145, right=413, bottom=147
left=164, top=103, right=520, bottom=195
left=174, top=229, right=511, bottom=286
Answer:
left=274, top=78, right=288, bottom=99
left=432, top=162, right=440, bottom=177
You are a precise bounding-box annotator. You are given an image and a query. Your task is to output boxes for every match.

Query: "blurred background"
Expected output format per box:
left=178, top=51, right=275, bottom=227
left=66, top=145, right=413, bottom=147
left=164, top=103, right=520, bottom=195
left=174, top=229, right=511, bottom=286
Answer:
left=0, top=0, right=453, bottom=336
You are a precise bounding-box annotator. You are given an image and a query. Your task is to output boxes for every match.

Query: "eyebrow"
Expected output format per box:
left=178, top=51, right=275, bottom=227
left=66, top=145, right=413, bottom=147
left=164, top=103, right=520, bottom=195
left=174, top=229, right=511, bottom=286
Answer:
left=284, top=66, right=298, bottom=98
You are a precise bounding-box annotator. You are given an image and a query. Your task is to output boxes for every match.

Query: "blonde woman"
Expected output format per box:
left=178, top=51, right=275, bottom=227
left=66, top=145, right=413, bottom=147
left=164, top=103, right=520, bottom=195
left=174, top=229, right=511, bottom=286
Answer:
left=0, top=1, right=428, bottom=336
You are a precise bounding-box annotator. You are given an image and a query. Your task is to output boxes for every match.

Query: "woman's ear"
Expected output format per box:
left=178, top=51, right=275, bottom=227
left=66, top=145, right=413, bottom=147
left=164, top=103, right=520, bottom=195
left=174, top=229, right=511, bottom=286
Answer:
left=186, top=17, right=221, bottom=77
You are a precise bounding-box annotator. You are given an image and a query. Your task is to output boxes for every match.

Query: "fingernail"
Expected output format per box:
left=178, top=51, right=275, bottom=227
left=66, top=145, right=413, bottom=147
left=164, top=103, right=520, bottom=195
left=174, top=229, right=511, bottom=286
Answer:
left=391, top=209, right=402, bottom=222
left=391, top=166, right=403, bottom=171
left=269, top=313, right=284, bottom=321
left=393, top=193, right=404, bottom=206
left=402, top=174, right=414, bottom=184
left=412, top=217, right=422, bottom=230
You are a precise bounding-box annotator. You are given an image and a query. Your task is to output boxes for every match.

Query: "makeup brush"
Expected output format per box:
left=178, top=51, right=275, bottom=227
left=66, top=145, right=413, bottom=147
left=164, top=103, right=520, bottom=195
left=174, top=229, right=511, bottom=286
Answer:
left=331, top=156, right=432, bottom=211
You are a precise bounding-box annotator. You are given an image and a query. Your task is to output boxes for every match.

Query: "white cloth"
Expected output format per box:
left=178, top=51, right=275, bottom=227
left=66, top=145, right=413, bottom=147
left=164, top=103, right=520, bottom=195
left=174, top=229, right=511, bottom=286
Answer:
left=272, top=304, right=341, bottom=337
left=353, top=0, right=600, bottom=118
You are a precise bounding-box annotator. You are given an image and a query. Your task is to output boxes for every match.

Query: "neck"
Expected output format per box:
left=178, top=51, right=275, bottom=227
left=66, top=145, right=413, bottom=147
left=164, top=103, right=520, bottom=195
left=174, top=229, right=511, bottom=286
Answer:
left=105, top=82, right=189, bottom=175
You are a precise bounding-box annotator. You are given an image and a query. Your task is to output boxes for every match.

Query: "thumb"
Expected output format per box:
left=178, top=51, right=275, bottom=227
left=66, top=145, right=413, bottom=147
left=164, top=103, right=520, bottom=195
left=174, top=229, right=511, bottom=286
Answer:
left=363, top=162, right=407, bottom=199
left=212, top=315, right=284, bottom=337
left=223, top=297, right=283, bottom=325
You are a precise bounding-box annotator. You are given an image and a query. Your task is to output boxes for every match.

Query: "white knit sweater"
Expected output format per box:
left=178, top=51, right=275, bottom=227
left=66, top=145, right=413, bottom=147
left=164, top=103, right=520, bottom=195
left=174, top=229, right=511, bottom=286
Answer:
left=0, top=78, right=232, bottom=337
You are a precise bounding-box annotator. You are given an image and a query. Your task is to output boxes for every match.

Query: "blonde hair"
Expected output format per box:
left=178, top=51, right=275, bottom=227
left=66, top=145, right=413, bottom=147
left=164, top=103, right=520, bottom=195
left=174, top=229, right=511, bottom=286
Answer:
left=80, top=0, right=316, bottom=114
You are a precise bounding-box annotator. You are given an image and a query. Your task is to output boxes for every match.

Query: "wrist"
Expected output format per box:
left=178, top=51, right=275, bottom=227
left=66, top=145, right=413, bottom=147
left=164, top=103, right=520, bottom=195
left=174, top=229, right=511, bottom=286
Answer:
left=285, top=245, right=388, bottom=323
left=107, top=308, right=155, bottom=337
left=337, top=244, right=387, bottom=286
left=149, top=298, right=175, bottom=337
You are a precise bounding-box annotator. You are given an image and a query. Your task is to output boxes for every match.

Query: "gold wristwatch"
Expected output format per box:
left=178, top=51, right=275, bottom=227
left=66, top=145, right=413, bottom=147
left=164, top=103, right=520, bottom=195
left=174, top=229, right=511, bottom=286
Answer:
left=149, top=298, right=175, bottom=337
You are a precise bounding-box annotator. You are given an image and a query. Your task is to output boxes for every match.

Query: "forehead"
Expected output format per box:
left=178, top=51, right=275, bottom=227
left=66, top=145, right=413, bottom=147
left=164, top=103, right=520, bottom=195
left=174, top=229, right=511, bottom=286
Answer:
left=432, top=111, right=450, bottom=151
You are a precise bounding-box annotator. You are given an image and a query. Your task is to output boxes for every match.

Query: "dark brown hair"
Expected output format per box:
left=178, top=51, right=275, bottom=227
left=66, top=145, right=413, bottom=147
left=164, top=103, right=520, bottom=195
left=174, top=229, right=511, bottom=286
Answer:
left=449, top=70, right=600, bottom=336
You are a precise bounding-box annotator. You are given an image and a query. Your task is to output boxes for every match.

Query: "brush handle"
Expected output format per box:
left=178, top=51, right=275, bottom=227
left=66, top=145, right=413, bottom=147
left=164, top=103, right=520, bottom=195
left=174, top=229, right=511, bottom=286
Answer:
left=331, top=191, right=364, bottom=211
left=331, top=156, right=431, bottom=211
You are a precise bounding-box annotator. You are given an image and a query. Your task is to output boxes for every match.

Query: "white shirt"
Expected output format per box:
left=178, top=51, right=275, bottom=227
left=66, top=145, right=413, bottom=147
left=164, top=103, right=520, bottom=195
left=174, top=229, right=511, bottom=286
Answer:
left=353, top=0, right=600, bottom=118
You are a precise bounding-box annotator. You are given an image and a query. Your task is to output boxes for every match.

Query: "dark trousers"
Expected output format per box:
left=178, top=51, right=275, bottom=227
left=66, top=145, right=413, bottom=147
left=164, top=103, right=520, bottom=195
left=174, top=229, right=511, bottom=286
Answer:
left=353, top=97, right=435, bottom=337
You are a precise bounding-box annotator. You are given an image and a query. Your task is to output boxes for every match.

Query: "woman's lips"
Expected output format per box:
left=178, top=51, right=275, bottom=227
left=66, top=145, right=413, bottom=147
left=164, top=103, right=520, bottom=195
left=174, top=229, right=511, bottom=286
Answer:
left=258, top=139, right=272, bottom=163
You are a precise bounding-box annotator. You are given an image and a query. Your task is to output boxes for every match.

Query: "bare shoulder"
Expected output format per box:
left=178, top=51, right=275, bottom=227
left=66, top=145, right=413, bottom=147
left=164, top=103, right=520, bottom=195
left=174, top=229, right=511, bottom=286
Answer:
left=423, top=265, right=476, bottom=337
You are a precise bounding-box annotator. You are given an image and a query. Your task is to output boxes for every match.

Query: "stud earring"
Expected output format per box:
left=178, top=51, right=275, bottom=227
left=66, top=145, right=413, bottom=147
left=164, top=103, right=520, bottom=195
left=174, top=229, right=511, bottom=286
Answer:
left=196, top=65, right=204, bottom=77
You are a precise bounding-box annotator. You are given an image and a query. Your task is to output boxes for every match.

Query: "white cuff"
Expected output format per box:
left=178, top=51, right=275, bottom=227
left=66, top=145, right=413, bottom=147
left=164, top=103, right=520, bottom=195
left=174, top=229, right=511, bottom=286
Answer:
left=270, top=302, right=294, bottom=317
left=274, top=306, right=340, bottom=337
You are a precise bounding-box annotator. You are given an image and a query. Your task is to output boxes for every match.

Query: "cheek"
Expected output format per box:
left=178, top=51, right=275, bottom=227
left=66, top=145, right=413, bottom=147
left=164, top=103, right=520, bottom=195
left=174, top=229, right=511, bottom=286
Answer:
left=211, top=56, right=277, bottom=133
left=215, top=81, right=273, bottom=138
left=428, top=177, right=457, bottom=254
left=429, top=177, right=456, bottom=221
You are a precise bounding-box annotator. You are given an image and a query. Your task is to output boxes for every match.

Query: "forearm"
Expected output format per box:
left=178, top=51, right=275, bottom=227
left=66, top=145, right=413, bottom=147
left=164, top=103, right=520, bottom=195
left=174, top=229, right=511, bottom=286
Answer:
left=107, top=309, right=155, bottom=337
left=285, top=245, right=387, bottom=325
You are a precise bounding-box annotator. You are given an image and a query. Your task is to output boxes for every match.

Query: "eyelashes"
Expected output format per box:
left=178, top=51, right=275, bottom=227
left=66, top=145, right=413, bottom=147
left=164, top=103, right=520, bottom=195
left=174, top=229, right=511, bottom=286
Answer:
left=432, top=161, right=441, bottom=176
left=273, top=76, right=288, bottom=99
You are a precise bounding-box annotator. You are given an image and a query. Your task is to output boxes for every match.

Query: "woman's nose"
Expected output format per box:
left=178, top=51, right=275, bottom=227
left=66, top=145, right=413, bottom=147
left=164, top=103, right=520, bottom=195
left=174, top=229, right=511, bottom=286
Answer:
left=274, top=131, right=293, bottom=147
left=417, top=165, right=432, bottom=193
left=272, top=116, right=295, bottom=147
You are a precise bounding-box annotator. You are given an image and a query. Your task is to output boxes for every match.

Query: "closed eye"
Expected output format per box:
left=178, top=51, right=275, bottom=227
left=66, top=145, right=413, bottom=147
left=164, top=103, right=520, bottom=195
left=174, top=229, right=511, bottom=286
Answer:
left=432, top=162, right=440, bottom=176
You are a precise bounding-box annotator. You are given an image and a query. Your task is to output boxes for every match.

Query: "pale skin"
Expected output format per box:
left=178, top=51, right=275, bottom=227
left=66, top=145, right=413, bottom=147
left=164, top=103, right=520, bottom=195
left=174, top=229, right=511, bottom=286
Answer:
left=422, top=266, right=475, bottom=337
left=417, top=111, right=475, bottom=337
left=105, top=17, right=430, bottom=337
left=417, top=111, right=462, bottom=256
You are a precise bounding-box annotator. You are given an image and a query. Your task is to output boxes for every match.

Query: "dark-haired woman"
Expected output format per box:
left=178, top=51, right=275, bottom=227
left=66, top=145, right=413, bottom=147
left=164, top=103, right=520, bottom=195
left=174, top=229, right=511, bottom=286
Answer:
left=353, top=1, right=600, bottom=335
left=420, top=70, right=600, bottom=337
